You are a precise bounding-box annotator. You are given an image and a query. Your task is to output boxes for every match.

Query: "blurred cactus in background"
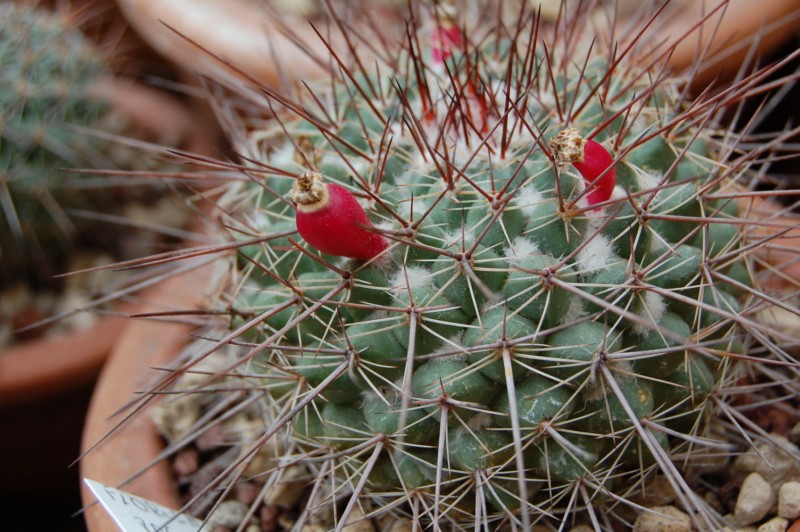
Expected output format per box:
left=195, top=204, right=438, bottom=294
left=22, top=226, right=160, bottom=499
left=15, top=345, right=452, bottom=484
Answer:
left=0, top=3, right=115, bottom=284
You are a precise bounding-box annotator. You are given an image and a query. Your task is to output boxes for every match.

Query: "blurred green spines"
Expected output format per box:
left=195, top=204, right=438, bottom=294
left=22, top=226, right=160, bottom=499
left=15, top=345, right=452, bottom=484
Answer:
left=0, top=4, right=108, bottom=280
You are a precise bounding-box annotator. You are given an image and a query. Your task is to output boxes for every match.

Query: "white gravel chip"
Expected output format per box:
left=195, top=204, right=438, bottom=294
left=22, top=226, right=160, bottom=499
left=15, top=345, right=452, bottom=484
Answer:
left=757, top=516, right=789, bottom=532
left=734, top=435, right=800, bottom=485
left=633, top=505, right=691, bottom=532
left=204, top=500, right=249, bottom=529
left=779, top=481, right=800, bottom=519
left=791, top=421, right=800, bottom=444
left=735, top=472, right=773, bottom=526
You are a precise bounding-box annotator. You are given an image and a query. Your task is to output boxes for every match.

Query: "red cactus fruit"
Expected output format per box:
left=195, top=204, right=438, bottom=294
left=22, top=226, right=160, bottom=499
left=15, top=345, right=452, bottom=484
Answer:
left=431, top=2, right=463, bottom=63
left=290, top=172, right=389, bottom=260
left=550, top=128, right=617, bottom=206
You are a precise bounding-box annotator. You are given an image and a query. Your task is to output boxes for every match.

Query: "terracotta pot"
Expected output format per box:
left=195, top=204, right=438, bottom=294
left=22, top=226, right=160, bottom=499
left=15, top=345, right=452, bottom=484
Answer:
left=0, top=307, right=130, bottom=531
left=114, top=0, right=335, bottom=88
left=89, top=76, right=219, bottom=156
left=80, top=262, right=214, bottom=531
left=655, top=0, right=800, bottom=90
left=739, top=195, right=800, bottom=289
left=0, top=314, right=129, bottom=408
left=115, top=0, right=800, bottom=91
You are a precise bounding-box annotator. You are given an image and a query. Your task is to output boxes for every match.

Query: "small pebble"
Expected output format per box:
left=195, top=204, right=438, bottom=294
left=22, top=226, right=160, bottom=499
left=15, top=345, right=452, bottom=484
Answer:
left=735, top=435, right=800, bottom=485
left=735, top=472, right=773, bottom=526
left=150, top=394, right=202, bottom=442
left=189, top=459, right=227, bottom=500
left=791, top=421, right=800, bottom=444
left=235, top=482, right=261, bottom=506
left=780, top=482, right=800, bottom=519
left=633, top=505, right=691, bottom=532
left=172, top=447, right=199, bottom=478
left=264, top=465, right=307, bottom=509
left=206, top=500, right=250, bottom=529
left=758, top=516, right=789, bottom=532
left=340, top=504, right=375, bottom=532
left=260, top=505, right=280, bottom=532
left=721, top=526, right=757, bottom=532
left=385, top=519, right=415, bottom=532
left=568, top=526, right=595, bottom=532
left=642, top=475, right=677, bottom=506
left=244, top=438, right=281, bottom=477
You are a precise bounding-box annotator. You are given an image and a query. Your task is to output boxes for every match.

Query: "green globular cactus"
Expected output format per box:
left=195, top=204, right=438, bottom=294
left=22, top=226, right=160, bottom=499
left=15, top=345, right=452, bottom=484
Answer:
left=0, top=4, right=110, bottom=283
left=147, top=2, right=798, bottom=530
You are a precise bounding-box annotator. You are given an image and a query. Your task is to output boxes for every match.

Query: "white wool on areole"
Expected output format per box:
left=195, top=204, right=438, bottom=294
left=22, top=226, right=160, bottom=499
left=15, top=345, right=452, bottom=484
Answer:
left=505, top=236, right=541, bottom=266
left=515, top=184, right=546, bottom=215
left=632, top=291, right=668, bottom=336
left=576, top=233, right=616, bottom=273
left=390, top=265, right=435, bottom=292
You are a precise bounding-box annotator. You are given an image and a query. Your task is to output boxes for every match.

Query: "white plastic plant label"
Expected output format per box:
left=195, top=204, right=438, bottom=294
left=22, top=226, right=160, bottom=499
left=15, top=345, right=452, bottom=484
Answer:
left=84, top=478, right=203, bottom=531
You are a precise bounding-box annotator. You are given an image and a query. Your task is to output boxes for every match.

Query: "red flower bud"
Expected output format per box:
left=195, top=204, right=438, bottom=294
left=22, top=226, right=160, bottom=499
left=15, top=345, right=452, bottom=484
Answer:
left=290, top=172, right=389, bottom=260
left=550, top=128, right=617, bottom=206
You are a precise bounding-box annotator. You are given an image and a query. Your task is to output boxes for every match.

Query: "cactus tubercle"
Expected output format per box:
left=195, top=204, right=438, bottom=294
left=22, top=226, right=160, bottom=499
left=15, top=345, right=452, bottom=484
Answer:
left=551, top=128, right=616, bottom=206
left=290, top=172, right=389, bottom=260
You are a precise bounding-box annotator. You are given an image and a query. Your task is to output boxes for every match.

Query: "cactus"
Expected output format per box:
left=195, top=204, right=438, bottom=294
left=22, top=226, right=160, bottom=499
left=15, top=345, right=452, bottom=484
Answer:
left=0, top=3, right=113, bottom=283
left=139, top=1, right=800, bottom=530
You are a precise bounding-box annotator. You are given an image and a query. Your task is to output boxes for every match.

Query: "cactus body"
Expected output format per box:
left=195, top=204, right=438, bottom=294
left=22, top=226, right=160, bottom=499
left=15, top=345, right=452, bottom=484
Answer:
left=148, top=2, right=796, bottom=529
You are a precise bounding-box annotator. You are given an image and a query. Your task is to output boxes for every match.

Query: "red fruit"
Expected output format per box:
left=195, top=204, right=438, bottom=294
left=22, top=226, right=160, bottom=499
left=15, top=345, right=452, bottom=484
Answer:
left=290, top=172, right=389, bottom=260
left=550, top=128, right=617, bottom=206
left=431, top=2, right=463, bottom=63
left=432, top=25, right=463, bottom=63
